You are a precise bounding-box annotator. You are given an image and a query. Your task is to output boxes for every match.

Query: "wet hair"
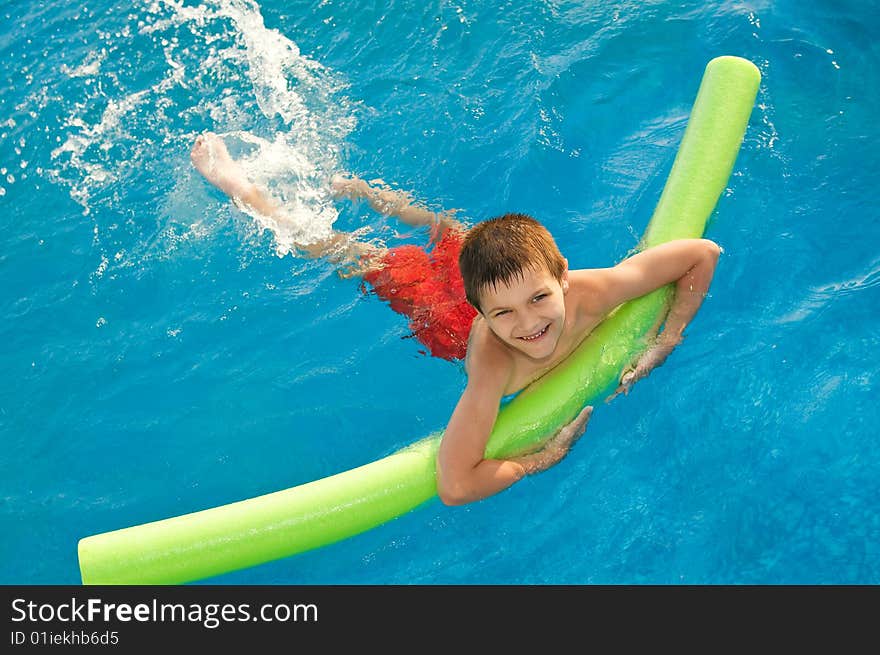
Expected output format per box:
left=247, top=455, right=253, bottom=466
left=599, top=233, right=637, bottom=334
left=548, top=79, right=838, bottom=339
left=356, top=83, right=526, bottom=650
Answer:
left=458, top=213, right=566, bottom=313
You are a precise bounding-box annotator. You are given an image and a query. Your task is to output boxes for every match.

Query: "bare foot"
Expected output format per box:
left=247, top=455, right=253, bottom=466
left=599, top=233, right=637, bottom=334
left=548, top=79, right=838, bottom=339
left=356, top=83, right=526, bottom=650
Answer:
left=190, top=132, right=252, bottom=199
left=330, top=173, right=369, bottom=200
left=331, top=173, right=466, bottom=232
left=331, top=174, right=426, bottom=224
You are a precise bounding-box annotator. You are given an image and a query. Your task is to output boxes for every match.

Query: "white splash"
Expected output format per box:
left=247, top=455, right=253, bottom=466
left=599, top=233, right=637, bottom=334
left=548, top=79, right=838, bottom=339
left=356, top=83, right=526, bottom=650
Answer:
left=48, top=0, right=357, bottom=262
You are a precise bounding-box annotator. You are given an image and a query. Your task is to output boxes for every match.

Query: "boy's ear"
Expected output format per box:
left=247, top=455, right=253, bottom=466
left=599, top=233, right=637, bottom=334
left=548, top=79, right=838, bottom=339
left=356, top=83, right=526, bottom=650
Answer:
left=561, top=259, right=570, bottom=292
left=466, top=296, right=484, bottom=315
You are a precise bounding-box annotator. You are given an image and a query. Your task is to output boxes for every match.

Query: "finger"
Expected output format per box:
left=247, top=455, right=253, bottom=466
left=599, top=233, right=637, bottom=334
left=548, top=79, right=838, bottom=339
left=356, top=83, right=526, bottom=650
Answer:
left=574, top=406, right=593, bottom=435
left=574, top=406, right=592, bottom=427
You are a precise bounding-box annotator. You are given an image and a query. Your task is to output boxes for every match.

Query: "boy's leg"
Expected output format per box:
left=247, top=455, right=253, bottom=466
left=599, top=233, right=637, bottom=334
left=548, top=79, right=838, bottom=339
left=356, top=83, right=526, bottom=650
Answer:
left=330, top=174, right=465, bottom=236
left=191, top=133, right=382, bottom=271
left=191, top=132, right=280, bottom=217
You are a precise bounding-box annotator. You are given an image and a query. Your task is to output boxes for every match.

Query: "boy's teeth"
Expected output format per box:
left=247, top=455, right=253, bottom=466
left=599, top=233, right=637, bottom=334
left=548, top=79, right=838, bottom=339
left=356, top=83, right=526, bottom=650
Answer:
left=521, top=325, right=547, bottom=340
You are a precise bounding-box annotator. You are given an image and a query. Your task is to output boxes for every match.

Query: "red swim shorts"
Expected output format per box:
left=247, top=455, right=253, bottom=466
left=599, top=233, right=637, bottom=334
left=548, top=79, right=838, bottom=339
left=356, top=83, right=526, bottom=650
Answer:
left=362, top=227, right=477, bottom=361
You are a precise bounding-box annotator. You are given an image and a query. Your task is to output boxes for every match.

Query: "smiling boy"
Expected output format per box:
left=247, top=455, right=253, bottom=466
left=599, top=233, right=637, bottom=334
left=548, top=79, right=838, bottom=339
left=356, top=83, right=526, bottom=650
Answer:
left=191, top=134, right=721, bottom=508
left=436, top=213, right=720, bottom=505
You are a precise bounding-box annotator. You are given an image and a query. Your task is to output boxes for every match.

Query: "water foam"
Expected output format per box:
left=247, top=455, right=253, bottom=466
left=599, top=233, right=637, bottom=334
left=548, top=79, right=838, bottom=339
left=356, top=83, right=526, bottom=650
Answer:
left=48, top=0, right=356, bottom=262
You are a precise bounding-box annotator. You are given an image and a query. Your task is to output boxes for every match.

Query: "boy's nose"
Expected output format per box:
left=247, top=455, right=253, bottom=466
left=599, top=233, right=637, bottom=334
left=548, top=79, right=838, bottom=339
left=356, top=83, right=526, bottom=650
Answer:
left=517, top=310, right=543, bottom=334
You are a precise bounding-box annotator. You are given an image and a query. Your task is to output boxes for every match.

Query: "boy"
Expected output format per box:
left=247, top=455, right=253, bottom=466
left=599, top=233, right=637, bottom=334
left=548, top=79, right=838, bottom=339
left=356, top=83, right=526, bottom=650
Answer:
left=439, top=214, right=719, bottom=505
left=191, top=132, right=721, bottom=507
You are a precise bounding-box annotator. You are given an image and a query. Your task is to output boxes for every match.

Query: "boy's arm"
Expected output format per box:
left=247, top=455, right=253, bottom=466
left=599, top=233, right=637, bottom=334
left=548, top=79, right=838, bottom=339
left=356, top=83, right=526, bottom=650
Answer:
left=587, top=238, right=721, bottom=397
left=437, top=387, right=525, bottom=506
left=436, top=343, right=590, bottom=506
left=436, top=344, right=520, bottom=506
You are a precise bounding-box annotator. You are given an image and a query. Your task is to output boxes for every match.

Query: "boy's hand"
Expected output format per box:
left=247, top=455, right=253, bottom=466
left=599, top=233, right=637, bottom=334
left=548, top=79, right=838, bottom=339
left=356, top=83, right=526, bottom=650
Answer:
left=512, top=406, right=593, bottom=475
left=606, top=336, right=680, bottom=402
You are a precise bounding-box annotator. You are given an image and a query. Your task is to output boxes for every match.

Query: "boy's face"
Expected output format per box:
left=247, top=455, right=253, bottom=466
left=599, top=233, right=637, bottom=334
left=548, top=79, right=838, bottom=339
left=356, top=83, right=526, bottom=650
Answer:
left=478, top=262, right=569, bottom=361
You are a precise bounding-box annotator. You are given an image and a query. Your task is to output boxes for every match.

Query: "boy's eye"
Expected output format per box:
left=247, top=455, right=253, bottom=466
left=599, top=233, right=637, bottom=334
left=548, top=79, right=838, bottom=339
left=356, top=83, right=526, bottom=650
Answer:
left=494, top=310, right=510, bottom=318
left=533, top=294, right=547, bottom=302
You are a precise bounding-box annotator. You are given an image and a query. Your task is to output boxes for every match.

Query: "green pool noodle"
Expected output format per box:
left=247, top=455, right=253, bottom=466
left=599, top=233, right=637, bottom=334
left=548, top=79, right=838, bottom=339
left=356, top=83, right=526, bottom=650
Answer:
left=78, top=56, right=760, bottom=585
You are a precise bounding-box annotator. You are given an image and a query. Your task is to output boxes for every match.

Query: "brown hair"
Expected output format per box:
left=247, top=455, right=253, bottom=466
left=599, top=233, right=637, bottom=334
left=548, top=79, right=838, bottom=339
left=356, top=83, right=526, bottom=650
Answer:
left=458, top=213, right=566, bottom=312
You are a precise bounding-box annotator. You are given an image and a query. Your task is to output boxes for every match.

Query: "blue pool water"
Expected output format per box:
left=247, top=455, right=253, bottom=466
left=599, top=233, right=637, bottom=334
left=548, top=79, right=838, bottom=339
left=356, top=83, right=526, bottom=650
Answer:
left=2, top=0, right=878, bottom=584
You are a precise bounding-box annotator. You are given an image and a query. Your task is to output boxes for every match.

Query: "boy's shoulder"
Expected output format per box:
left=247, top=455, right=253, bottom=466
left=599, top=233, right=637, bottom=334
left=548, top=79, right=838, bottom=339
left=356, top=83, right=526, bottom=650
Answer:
left=568, top=266, right=602, bottom=285
left=566, top=267, right=607, bottom=316
left=463, top=316, right=515, bottom=379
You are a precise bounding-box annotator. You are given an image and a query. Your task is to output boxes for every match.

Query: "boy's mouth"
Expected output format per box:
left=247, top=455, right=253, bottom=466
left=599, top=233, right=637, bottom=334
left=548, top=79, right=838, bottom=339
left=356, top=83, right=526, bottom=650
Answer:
left=518, top=324, right=550, bottom=342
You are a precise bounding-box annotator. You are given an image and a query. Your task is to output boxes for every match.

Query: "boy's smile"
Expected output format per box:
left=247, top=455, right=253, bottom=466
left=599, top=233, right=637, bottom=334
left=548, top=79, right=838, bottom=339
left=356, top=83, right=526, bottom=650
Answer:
left=479, top=263, right=569, bottom=361
left=519, top=324, right=550, bottom=341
